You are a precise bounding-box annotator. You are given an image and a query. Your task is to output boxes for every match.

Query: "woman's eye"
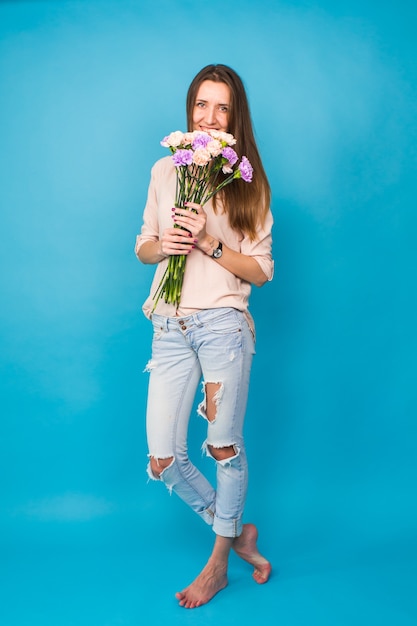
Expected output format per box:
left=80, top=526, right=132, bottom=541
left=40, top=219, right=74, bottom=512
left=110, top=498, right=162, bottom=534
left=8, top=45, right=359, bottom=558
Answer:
left=196, top=102, right=205, bottom=108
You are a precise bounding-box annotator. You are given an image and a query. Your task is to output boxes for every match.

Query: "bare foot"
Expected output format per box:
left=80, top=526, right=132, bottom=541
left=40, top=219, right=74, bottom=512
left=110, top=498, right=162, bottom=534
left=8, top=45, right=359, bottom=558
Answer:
left=233, top=523, right=272, bottom=584
left=175, top=559, right=228, bottom=609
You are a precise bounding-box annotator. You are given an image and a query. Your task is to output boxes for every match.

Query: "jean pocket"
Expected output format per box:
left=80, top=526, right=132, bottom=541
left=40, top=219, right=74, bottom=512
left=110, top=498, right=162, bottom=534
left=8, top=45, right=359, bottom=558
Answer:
left=152, top=319, right=165, bottom=341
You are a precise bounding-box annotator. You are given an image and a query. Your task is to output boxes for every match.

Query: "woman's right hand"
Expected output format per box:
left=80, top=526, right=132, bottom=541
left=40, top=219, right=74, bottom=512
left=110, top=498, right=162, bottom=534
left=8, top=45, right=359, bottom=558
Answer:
left=159, top=226, right=196, bottom=257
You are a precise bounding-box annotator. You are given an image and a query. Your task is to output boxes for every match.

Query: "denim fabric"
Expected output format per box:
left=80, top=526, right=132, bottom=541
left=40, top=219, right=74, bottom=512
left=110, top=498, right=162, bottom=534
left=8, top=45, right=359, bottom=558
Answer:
left=145, top=307, right=255, bottom=538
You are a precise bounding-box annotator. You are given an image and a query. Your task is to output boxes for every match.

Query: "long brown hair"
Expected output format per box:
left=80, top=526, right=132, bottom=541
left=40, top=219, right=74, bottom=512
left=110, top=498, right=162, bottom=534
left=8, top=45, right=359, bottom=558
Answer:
left=186, top=64, right=271, bottom=241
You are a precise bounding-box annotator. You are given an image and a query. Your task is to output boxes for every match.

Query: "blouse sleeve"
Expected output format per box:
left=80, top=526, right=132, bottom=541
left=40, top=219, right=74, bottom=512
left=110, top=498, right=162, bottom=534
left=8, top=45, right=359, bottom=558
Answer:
left=134, top=164, right=160, bottom=258
left=240, top=209, right=274, bottom=281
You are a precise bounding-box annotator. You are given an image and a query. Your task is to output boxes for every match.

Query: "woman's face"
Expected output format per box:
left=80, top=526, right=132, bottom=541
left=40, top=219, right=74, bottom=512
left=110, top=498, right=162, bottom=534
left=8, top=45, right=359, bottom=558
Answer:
left=192, top=80, right=230, bottom=133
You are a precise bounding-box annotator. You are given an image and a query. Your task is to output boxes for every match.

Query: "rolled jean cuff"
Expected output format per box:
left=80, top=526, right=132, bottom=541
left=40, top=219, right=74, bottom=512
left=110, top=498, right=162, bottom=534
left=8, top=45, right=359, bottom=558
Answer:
left=201, top=506, right=215, bottom=526
left=213, top=515, right=242, bottom=538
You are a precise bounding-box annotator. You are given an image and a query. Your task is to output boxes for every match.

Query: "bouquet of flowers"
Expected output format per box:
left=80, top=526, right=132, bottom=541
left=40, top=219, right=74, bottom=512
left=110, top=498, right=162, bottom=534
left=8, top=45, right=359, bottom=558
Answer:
left=152, top=129, right=253, bottom=310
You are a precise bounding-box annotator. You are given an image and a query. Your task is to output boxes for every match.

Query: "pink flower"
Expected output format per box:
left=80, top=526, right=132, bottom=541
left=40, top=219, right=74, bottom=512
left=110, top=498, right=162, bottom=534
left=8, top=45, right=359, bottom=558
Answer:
left=222, top=147, right=238, bottom=165
left=172, top=149, right=193, bottom=166
left=238, top=156, right=253, bottom=182
left=192, top=132, right=212, bottom=150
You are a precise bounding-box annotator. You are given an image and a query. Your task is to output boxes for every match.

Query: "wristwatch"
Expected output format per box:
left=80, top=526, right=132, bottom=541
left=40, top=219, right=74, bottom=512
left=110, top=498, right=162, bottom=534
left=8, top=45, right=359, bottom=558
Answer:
left=211, top=241, right=223, bottom=259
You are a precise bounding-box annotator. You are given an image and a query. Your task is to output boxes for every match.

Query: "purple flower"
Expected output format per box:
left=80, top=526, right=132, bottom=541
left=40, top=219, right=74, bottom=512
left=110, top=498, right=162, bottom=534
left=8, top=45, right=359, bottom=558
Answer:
left=238, top=156, right=253, bottom=182
left=191, top=132, right=212, bottom=150
left=222, top=147, right=238, bottom=166
left=172, top=149, right=193, bottom=167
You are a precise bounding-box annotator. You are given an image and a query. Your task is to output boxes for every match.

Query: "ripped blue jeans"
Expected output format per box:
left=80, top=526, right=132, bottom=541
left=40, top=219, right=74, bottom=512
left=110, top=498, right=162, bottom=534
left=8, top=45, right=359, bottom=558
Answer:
left=145, top=307, right=255, bottom=538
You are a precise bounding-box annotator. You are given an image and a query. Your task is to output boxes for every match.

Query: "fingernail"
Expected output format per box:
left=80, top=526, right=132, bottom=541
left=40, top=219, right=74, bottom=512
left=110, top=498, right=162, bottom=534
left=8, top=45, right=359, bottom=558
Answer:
left=171, top=207, right=176, bottom=211
left=194, top=239, right=198, bottom=243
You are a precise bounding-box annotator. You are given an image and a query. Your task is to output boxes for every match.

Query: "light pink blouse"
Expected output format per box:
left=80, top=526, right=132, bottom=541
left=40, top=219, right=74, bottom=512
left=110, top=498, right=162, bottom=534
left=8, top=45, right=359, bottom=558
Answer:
left=135, top=156, right=274, bottom=329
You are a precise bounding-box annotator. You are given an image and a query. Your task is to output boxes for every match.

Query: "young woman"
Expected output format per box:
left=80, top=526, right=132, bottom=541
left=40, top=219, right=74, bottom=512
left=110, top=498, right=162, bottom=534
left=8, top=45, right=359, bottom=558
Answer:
left=135, top=64, right=273, bottom=609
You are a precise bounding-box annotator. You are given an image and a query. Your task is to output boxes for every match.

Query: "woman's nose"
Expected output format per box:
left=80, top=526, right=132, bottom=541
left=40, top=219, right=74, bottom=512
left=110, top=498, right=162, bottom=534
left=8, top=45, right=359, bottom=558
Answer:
left=205, top=106, right=216, bottom=124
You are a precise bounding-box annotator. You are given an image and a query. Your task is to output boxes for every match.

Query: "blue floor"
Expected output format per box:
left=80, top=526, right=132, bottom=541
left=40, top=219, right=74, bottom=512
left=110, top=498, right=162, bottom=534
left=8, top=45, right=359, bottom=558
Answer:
left=2, top=486, right=416, bottom=626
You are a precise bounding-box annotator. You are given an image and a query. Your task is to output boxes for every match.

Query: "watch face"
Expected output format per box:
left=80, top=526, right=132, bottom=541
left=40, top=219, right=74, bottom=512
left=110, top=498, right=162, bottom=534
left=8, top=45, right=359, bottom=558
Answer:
left=212, top=242, right=223, bottom=258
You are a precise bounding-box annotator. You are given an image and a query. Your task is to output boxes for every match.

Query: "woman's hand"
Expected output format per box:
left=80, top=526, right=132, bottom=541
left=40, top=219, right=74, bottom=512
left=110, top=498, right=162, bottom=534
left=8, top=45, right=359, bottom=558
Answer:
left=159, top=223, right=196, bottom=257
left=172, top=202, right=208, bottom=244
left=137, top=203, right=207, bottom=264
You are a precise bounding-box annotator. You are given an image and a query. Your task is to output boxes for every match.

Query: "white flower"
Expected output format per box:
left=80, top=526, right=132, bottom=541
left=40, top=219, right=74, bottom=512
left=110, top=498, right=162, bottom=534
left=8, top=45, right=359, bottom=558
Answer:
left=208, top=130, right=221, bottom=141
left=206, top=139, right=223, bottom=156
left=167, top=130, right=185, bottom=147
left=183, top=132, right=195, bottom=145
left=222, top=164, right=233, bottom=174
left=209, top=130, right=237, bottom=145
left=192, top=147, right=212, bottom=166
left=222, top=132, right=237, bottom=145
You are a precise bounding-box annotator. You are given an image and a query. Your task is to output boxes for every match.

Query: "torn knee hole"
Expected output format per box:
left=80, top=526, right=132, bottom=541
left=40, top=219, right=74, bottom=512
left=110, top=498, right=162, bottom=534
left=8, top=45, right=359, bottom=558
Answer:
left=150, top=456, right=174, bottom=477
left=207, top=444, right=237, bottom=461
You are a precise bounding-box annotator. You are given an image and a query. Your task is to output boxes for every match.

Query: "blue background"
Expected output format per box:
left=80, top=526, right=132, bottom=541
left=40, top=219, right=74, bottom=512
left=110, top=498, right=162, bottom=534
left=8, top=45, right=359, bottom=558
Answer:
left=1, top=1, right=416, bottom=624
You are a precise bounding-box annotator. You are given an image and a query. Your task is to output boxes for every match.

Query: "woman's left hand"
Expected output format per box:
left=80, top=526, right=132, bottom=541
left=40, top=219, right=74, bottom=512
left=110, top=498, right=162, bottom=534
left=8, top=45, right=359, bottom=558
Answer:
left=172, top=202, right=207, bottom=243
